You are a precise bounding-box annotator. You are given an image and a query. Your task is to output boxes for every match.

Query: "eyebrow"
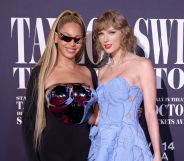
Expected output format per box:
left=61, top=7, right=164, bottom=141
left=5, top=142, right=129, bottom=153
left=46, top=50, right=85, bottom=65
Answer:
left=60, top=31, right=83, bottom=37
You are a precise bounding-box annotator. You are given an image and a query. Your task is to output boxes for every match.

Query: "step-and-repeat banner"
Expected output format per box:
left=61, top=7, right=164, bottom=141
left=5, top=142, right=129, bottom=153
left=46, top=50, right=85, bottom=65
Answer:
left=0, top=0, right=183, bottom=161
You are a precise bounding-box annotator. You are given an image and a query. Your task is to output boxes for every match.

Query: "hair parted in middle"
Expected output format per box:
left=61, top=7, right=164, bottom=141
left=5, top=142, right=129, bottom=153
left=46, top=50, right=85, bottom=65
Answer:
left=93, top=10, right=136, bottom=58
left=34, top=10, right=86, bottom=149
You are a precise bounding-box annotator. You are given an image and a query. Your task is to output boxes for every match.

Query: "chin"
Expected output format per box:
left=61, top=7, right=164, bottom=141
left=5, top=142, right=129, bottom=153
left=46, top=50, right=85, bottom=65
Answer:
left=65, top=52, right=77, bottom=57
left=104, top=50, right=112, bottom=55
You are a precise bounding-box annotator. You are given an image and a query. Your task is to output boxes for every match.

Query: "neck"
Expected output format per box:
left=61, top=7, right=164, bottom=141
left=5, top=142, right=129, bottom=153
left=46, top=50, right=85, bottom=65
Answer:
left=56, top=55, right=77, bottom=69
left=110, top=51, right=127, bottom=65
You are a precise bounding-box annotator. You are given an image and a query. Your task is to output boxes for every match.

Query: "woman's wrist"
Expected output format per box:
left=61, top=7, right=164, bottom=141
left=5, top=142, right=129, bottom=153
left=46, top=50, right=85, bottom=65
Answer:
left=154, top=152, right=161, bottom=159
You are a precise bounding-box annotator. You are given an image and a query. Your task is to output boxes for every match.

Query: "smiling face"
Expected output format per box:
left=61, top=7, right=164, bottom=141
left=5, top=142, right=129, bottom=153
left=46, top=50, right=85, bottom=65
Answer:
left=55, top=22, right=83, bottom=62
left=98, top=26, right=123, bottom=55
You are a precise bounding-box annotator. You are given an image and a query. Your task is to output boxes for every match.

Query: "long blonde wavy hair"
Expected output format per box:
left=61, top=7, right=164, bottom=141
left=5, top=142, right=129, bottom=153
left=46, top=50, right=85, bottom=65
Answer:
left=34, top=10, right=86, bottom=149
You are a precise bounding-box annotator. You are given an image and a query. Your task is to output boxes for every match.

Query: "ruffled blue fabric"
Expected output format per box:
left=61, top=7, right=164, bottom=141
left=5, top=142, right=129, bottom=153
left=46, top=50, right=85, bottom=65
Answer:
left=88, top=77, right=153, bottom=161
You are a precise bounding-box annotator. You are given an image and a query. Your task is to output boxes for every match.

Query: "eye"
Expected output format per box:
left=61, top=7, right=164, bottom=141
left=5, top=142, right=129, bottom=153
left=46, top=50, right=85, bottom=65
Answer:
left=109, top=31, right=116, bottom=35
left=98, top=32, right=103, bottom=37
left=75, top=38, right=83, bottom=44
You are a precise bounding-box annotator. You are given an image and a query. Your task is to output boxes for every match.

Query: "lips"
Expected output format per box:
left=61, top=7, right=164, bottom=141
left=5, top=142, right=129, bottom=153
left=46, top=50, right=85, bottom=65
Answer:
left=66, top=47, right=76, bottom=53
left=104, top=44, right=112, bottom=49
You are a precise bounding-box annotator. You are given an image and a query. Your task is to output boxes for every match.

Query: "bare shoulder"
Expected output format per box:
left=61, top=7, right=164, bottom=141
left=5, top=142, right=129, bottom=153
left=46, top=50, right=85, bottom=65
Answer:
left=139, top=57, right=154, bottom=70
left=136, top=57, right=155, bottom=80
left=129, top=54, right=153, bottom=69
left=127, top=54, right=154, bottom=77
left=78, top=65, right=91, bottom=77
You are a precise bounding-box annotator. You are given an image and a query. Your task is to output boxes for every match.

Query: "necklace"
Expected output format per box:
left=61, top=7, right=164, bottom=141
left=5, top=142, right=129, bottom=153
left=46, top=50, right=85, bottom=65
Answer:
left=109, top=52, right=127, bottom=67
left=110, top=60, right=124, bottom=66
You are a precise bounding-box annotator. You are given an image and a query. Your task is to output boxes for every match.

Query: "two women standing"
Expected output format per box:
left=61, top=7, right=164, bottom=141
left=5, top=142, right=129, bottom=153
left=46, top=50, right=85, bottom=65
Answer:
left=22, top=9, right=161, bottom=161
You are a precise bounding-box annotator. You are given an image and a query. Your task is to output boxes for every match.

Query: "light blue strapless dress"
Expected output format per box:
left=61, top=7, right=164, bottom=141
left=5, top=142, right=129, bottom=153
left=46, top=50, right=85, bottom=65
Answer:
left=88, top=77, right=153, bottom=161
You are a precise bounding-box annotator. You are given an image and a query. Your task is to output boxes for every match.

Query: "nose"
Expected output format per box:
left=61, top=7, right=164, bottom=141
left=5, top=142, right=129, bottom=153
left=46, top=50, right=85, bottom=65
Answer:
left=103, top=34, right=109, bottom=42
left=68, top=39, right=76, bottom=46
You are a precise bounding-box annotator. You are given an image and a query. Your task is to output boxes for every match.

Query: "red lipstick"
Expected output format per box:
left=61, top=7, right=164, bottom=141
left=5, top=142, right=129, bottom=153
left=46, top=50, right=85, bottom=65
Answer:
left=104, top=44, right=112, bottom=49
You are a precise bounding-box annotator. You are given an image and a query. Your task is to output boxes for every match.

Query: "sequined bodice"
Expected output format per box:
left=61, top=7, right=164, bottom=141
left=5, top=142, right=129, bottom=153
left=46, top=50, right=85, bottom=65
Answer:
left=45, top=83, right=97, bottom=124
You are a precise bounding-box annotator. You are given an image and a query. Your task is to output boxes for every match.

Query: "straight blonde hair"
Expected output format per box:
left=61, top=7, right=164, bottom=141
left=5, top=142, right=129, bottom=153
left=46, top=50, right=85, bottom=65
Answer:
left=34, top=10, right=86, bottom=149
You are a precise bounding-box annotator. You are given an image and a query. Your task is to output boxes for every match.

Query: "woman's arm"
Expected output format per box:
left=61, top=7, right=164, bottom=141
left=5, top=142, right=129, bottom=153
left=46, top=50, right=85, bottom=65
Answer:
left=22, top=66, right=40, bottom=161
left=140, top=59, right=161, bottom=161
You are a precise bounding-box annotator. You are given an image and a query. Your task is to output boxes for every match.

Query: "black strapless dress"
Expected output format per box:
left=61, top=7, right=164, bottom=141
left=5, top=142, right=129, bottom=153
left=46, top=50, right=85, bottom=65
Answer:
left=39, top=83, right=97, bottom=161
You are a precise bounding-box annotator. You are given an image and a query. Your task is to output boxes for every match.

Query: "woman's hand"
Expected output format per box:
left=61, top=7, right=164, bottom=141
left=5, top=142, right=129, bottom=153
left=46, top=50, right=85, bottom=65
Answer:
left=88, top=114, right=96, bottom=125
left=88, top=104, right=100, bottom=125
left=153, top=154, right=162, bottom=161
left=137, top=107, right=143, bottom=118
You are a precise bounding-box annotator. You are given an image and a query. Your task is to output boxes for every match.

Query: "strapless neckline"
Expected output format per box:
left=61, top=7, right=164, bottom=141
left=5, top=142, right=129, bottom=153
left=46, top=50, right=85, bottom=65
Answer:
left=45, top=83, right=97, bottom=125
left=45, top=82, right=91, bottom=92
left=98, top=77, right=142, bottom=91
left=88, top=77, right=153, bottom=161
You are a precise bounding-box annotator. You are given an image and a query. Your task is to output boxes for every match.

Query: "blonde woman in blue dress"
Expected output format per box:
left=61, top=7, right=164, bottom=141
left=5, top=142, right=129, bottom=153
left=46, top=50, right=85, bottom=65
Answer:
left=88, top=10, right=161, bottom=161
